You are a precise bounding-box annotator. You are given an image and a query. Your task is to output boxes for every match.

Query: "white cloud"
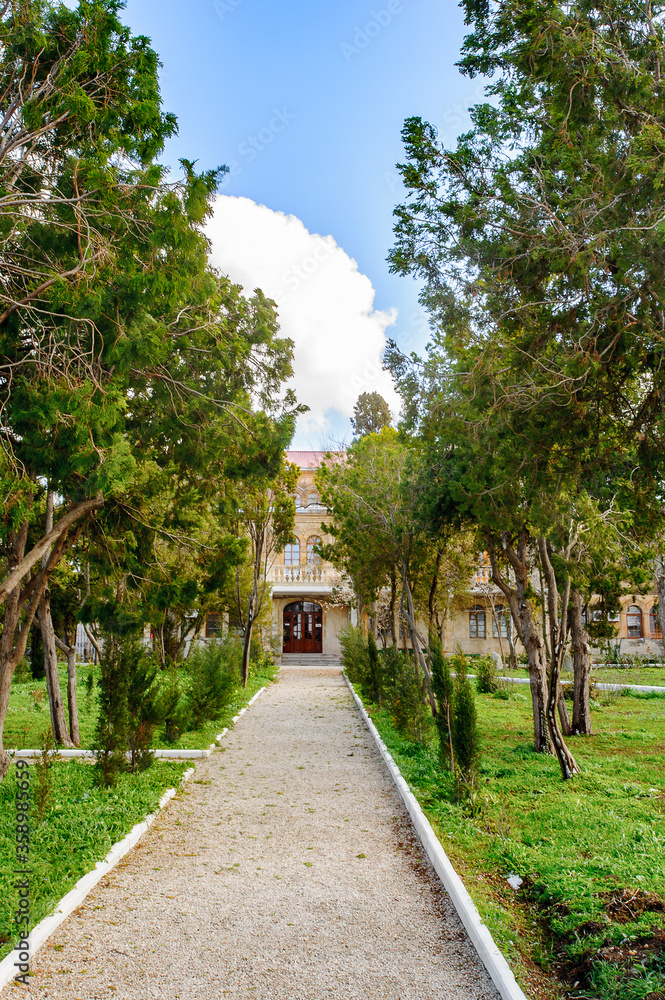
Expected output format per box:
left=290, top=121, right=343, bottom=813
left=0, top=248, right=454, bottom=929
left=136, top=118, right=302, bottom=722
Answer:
left=205, top=196, right=400, bottom=444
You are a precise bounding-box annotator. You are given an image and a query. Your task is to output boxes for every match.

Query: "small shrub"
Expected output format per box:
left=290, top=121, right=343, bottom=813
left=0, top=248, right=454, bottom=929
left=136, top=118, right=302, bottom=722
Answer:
left=367, top=634, right=381, bottom=704
left=475, top=654, right=497, bottom=694
left=30, top=688, right=44, bottom=711
left=12, top=659, right=31, bottom=684
left=85, top=668, right=94, bottom=700
left=380, top=646, right=429, bottom=742
left=452, top=654, right=481, bottom=792
left=186, top=639, right=240, bottom=730
left=126, top=647, right=163, bottom=772
left=430, top=637, right=454, bottom=767
left=34, top=727, right=55, bottom=822
left=492, top=685, right=510, bottom=701
left=339, top=626, right=370, bottom=687
left=159, top=664, right=190, bottom=744
left=92, top=634, right=130, bottom=788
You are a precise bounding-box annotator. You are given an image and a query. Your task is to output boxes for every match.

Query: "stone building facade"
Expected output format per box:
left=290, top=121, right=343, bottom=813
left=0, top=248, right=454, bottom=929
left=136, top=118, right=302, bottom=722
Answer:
left=268, top=451, right=350, bottom=658
left=208, top=448, right=663, bottom=664
left=448, top=558, right=663, bottom=659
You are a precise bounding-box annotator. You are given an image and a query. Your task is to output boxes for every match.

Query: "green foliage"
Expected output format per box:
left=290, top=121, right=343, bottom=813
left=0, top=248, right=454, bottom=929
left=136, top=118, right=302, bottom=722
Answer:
left=92, top=635, right=130, bottom=788
left=159, top=664, right=190, bottom=746
left=34, top=727, right=55, bottom=823
left=367, top=633, right=381, bottom=704
left=475, top=655, right=497, bottom=695
left=339, top=626, right=370, bottom=687
left=380, top=646, right=430, bottom=742
left=430, top=637, right=454, bottom=767
left=342, top=629, right=429, bottom=740
left=185, top=639, right=240, bottom=731
left=125, top=648, right=162, bottom=773
left=0, top=0, right=301, bottom=778
left=11, top=659, right=31, bottom=685
left=350, top=391, right=392, bottom=438
left=452, top=654, right=481, bottom=785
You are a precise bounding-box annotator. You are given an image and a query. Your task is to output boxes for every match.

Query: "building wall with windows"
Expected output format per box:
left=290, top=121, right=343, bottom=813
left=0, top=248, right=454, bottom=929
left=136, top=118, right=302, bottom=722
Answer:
left=446, top=564, right=663, bottom=659
left=268, top=451, right=350, bottom=657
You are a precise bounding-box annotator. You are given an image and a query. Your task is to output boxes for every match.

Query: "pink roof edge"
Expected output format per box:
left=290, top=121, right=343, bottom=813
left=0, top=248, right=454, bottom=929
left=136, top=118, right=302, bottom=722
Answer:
left=286, top=450, right=345, bottom=469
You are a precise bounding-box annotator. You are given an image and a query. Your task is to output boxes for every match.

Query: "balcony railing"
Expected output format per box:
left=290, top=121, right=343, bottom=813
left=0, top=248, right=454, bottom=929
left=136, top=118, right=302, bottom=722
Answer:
left=270, top=565, right=339, bottom=585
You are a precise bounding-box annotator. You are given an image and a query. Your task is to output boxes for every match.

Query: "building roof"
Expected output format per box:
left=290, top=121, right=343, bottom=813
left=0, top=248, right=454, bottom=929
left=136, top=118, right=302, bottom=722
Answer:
left=286, top=450, right=344, bottom=469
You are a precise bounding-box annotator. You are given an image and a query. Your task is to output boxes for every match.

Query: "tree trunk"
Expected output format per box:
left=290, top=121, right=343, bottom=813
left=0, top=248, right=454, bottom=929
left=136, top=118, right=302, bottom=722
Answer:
left=537, top=536, right=580, bottom=780
left=538, top=565, right=552, bottom=662
left=389, top=567, right=398, bottom=647
left=84, top=623, right=103, bottom=663
left=0, top=503, right=85, bottom=781
left=0, top=576, right=22, bottom=781
left=486, top=530, right=550, bottom=753
left=656, top=557, right=665, bottom=654
left=427, top=549, right=442, bottom=635
left=39, top=594, right=73, bottom=747
left=55, top=631, right=80, bottom=747
left=520, top=598, right=552, bottom=755
left=0, top=496, right=102, bottom=608
left=557, top=682, right=571, bottom=735
left=38, top=491, right=73, bottom=747
left=399, top=566, right=437, bottom=714
left=241, top=594, right=254, bottom=688
left=570, top=587, right=592, bottom=734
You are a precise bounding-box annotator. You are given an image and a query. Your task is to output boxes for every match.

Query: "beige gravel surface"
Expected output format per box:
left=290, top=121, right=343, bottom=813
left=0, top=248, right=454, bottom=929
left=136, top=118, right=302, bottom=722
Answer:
left=9, top=666, right=500, bottom=1000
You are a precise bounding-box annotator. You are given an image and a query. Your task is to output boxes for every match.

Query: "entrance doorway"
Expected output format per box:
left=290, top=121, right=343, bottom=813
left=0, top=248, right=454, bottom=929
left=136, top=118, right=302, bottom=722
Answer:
left=283, top=601, right=323, bottom=654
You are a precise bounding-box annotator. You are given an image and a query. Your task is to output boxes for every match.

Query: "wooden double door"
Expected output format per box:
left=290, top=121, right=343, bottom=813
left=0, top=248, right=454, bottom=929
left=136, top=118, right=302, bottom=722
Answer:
left=283, top=601, right=323, bottom=653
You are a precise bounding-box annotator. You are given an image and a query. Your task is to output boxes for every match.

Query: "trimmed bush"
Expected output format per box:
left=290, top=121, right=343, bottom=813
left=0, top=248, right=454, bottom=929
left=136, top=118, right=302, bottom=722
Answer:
left=475, top=654, right=497, bottom=694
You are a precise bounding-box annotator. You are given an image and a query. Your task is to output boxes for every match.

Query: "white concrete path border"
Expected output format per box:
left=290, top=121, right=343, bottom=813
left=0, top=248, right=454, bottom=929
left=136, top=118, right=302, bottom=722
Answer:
left=345, top=675, right=528, bottom=1000
left=0, top=685, right=267, bottom=993
left=487, top=675, right=665, bottom=694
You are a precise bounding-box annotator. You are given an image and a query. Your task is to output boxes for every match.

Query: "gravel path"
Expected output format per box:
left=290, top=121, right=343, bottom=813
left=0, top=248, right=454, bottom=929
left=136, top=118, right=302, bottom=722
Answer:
left=10, top=666, right=500, bottom=1000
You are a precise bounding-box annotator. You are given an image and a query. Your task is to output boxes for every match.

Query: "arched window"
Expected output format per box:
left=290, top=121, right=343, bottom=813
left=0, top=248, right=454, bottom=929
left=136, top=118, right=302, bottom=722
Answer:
left=469, top=605, right=486, bottom=639
left=626, top=605, right=643, bottom=638
left=492, top=605, right=510, bottom=638
left=284, top=540, right=300, bottom=566
left=307, top=536, right=322, bottom=565
left=650, top=606, right=662, bottom=638
left=307, top=490, right=320, bottom=507
left=294, top=492, right=303, bottom=510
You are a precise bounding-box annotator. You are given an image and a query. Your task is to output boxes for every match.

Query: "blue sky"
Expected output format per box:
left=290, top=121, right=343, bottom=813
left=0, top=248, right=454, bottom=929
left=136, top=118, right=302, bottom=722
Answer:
left=122, top=0, right=481, bottom=445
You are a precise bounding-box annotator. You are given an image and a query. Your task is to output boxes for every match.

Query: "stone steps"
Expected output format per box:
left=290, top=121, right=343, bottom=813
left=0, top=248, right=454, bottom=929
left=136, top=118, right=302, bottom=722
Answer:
left=279, top=653, right=341, bottom=666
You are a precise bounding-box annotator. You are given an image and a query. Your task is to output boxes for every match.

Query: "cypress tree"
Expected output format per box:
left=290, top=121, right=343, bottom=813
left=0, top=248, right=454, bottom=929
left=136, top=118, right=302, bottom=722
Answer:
left=367, top=633, right=381, bottom=705
left=452, top=654, right=481, bottom=787
left=430, top=636, right=454, bottom=769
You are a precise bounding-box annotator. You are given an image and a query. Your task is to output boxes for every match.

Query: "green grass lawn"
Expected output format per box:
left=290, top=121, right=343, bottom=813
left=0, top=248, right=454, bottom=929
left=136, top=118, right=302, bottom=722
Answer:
left=493, top=664, right=665, bottom=688
left=359, top=685, right=665, bottom=1000
left=4, top=659, right=278, bottom=750
left=0, top=759, right=189, bottom=962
